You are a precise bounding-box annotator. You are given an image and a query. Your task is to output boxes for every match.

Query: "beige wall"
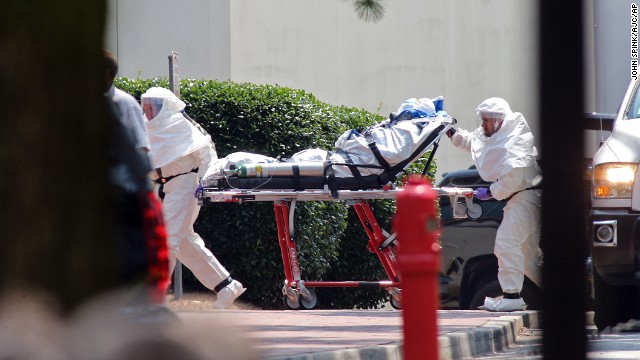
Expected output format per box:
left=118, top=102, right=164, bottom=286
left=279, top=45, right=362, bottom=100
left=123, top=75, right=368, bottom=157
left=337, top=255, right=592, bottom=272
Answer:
left=105, top=0, right=230, bottom=80
left=106, top=0, right=540, bottom=179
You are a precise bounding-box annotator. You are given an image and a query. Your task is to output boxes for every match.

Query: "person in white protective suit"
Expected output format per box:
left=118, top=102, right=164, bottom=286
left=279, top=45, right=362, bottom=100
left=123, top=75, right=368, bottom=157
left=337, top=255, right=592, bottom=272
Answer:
left=141, top=87, right=246, bottom=309
left=447, top=97, right=542, bottom=312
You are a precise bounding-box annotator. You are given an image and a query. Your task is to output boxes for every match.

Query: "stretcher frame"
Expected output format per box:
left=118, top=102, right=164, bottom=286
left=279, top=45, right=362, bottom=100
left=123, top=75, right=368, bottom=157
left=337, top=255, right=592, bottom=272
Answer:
left=200, top=186, right=476, bottom=309
left=199, top=118, right=480, bottom=309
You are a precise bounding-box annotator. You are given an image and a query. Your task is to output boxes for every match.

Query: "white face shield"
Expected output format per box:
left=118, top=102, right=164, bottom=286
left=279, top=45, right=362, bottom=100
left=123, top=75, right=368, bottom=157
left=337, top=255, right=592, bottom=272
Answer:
left=478, top=111, right=505, bottom=137
left=141, top=97, right=164, bottom=121
left=140, top=87, right=187, bottom=121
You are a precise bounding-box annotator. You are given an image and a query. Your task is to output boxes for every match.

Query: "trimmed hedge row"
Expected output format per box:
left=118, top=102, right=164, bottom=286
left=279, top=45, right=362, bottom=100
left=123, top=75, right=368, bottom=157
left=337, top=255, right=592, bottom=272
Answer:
left=115, top=78, right=436, bottom=309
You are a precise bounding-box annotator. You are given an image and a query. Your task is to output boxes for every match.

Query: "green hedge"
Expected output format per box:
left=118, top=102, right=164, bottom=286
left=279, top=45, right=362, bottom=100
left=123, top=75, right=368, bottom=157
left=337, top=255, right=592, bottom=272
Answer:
left=115, top=78, right=436, bottom=309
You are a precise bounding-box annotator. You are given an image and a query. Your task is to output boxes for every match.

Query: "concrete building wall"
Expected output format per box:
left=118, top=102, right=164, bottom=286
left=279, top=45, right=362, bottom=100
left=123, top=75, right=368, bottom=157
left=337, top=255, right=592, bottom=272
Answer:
left=105, top=0, right=230, bottom=80
left=105, top=0, right=539, bottom=179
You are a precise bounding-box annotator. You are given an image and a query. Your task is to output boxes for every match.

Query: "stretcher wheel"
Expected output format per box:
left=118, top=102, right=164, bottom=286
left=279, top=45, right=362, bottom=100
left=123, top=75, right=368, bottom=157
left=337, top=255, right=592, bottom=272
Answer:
left=466, top=203, right=483, bottom=219
left=283, top=293, right=301, bottom=310
left=300, top=290, right=318, bottom=309
left=388, top=287, right=402, bottom=309
left=390, top=295, right=402, bottom=310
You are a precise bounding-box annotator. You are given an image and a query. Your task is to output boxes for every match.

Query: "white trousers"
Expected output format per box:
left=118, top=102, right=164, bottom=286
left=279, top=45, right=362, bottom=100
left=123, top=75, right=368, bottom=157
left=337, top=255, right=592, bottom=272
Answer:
left=158, top=172, right=230, bottom=291
left=494, top=190, right=542, bottom=293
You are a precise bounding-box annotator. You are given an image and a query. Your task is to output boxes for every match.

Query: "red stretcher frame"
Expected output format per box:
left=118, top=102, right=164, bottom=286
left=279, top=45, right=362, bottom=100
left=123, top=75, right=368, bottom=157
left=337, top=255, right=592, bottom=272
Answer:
left=201, top=187, right=476, bottom=310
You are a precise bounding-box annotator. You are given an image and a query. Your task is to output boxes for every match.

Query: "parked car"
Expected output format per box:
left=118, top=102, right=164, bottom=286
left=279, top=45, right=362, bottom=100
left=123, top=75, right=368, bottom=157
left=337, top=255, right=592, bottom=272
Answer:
left=437, top=166, right=543, bottom=310
left=589, top=78, right=640, bottom=330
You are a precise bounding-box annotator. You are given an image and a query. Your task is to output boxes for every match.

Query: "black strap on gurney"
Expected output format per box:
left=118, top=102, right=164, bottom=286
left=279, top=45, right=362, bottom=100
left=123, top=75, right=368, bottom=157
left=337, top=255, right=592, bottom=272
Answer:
left=365, top=133, right=391, bottom=169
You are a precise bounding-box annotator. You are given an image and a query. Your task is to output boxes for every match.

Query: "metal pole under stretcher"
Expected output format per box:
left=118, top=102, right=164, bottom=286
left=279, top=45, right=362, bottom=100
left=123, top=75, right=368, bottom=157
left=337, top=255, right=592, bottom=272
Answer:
left=168, top=51, right=183, bottom=300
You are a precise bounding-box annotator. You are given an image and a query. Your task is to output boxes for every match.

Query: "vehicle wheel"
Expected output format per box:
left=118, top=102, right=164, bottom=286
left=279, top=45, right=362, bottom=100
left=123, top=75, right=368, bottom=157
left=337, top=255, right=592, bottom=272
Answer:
left=300, top=290, right=318, bottom=309
left=468, top=278, right=542, bottom=310
left=593, top=270, right=640, bottom=330
left=520, top=278, right=543, bottom=310
left=282, top=293, right=301, bottom=310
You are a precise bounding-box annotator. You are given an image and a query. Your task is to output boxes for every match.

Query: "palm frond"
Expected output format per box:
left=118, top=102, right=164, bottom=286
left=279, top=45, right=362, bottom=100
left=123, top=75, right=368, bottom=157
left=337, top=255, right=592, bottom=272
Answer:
left=353, top=0, right=385, bottom=23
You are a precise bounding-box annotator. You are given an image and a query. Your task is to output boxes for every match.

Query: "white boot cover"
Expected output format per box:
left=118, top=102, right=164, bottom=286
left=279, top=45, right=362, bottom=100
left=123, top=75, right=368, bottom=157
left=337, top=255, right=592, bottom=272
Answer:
left=478, top=296, right=527, bottom=312
left=212, top=280, right=246, bottom=309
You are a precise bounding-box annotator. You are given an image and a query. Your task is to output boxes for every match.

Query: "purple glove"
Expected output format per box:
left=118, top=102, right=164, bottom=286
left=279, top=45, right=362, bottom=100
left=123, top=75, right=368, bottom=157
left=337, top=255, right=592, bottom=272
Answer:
left=194, top=182, right=204, bottom=199
left=475, top=187, right=492, bottom=200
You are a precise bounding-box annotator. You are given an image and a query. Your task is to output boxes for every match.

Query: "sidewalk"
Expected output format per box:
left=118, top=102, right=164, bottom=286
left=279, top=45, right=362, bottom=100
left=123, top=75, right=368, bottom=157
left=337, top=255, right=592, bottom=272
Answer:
left=175, top=309, right=541, bottom=360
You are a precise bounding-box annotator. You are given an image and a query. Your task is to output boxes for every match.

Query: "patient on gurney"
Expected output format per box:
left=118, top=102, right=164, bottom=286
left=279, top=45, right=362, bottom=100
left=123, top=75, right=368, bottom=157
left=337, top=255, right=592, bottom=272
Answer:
left=202, top=97, right=453, bottom=192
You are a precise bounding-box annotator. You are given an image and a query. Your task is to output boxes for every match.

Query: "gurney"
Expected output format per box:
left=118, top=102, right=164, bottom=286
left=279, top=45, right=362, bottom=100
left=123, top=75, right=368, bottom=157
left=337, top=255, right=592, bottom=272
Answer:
left=198, top=100, right=482, bottom=309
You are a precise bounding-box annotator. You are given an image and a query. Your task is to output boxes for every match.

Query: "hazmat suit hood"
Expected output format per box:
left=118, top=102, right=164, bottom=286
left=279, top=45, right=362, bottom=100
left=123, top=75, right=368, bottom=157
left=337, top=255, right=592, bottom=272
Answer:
left=470, top=97, right=538, bottom=182
left=143, top=87, right=212, bottom=169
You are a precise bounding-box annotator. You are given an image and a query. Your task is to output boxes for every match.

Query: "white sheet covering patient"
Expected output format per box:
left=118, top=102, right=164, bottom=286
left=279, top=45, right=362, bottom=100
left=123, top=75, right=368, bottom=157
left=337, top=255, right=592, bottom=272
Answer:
left=203, top=97, right=453, bottom=184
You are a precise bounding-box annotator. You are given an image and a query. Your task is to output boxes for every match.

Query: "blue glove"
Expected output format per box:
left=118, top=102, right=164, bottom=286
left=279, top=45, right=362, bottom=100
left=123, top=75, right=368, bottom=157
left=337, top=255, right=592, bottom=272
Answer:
left=194, top=181, right=204, bottom=199
left=475, top=187, right=492, bottom=200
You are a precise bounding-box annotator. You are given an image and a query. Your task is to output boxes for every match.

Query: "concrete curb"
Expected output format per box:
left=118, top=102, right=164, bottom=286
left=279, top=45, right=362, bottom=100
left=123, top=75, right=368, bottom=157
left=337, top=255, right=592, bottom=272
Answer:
left=268, top=311, right=539, bottom=360
left=438, top=311, right=540, bottom=360
left=268, top=344, right=402, bottom=360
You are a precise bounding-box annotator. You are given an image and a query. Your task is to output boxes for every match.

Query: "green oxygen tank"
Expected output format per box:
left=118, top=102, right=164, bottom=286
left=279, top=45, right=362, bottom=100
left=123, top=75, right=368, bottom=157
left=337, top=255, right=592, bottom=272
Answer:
left=237, top=164, right=268, bottom=177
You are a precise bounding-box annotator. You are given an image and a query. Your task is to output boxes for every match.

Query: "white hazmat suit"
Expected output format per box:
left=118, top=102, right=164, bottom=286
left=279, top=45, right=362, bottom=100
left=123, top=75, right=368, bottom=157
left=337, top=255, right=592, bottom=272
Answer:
left=450, top=97, right=542, bottom=312
left=142, top=87, right=245, bottom=309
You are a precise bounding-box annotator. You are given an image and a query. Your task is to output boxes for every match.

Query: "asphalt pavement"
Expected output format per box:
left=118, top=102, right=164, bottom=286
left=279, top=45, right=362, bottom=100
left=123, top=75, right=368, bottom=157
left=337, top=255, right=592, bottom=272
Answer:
left=175, top=309, right=541, bottom=360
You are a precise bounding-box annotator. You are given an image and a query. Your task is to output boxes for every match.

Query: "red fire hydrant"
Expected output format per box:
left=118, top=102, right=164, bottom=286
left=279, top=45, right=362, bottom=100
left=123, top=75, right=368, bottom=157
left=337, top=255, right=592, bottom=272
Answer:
left=394, top=175, right=440, bottom=360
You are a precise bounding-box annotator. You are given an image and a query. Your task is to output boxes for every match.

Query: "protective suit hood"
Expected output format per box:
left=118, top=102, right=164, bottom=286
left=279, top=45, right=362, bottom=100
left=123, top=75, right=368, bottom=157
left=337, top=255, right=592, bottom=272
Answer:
left=471, top=98, right=538, bottom=181
left=475, top=97, right=510, bottom=123
left=141, top=86, right=186, bottom=119
left=143, top=87, right=212, bottom=169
